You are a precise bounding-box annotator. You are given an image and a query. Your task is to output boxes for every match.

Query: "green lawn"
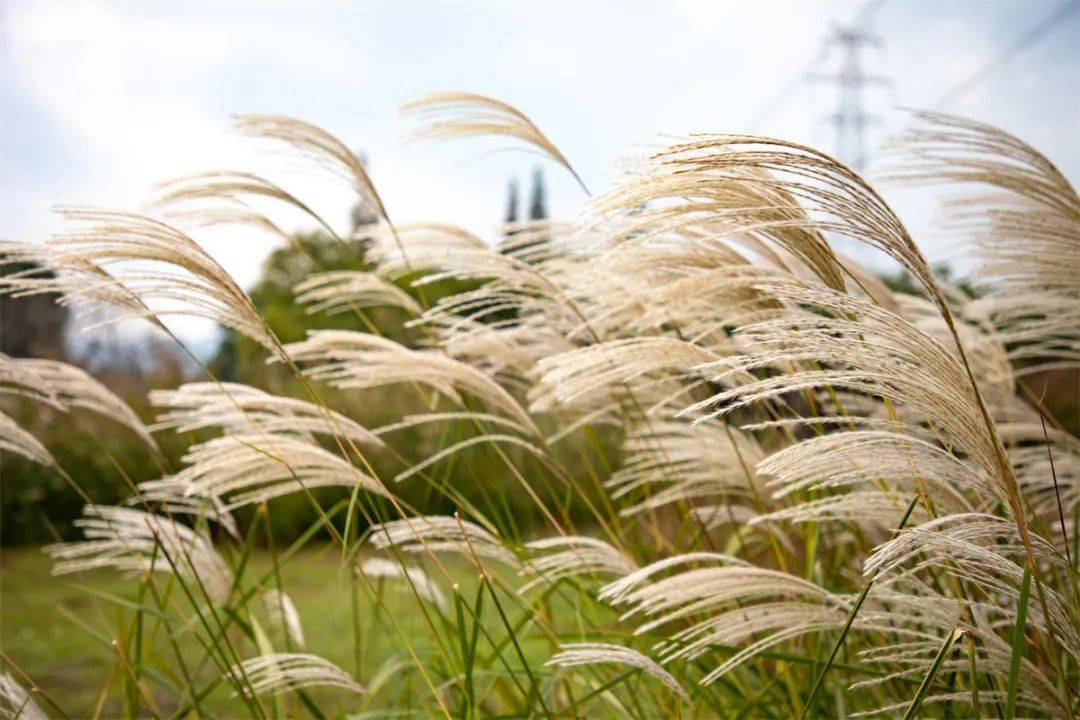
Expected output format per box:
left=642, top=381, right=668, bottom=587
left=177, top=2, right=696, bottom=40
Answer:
left=0, top=545, right=464, bottom=718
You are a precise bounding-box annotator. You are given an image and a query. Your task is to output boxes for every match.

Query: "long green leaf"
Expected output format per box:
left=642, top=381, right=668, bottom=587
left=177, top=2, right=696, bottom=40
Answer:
left=903, top=628, right=961, bottom=720
left=1005, top=565, right=1032, bottom=720
left=800, top=494, right=920, bottom=718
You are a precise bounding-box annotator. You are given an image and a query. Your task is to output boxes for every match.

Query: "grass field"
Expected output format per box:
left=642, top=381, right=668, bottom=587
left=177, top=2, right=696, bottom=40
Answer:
left=0, top=544, right=474, bottom=718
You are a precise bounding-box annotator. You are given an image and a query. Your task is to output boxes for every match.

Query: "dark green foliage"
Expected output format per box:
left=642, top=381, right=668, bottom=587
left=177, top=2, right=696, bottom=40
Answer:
left=528, top=167, right=547, bottom=221
left=0, top=356, right=191, bottom=544
left=209, top=232, right=420, bottom=384
left=0, top=260, right=69, bottom=360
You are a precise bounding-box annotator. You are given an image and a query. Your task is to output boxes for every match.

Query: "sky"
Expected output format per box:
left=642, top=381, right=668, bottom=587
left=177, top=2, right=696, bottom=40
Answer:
left=2, top=0, right=1077, bottom=347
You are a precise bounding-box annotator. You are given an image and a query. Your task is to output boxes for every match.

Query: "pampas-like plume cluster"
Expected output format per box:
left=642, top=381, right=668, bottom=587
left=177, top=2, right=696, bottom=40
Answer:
left=227, top=653, right=364, bottom=698
left=13, top=357, right=157, bottom=448
left=607, top=418, right=766, bottom=518
left=367, top=515, right=520, bottom=568
left=1, top=353, right=155, bottom=448
left=5, top=94, right=1077, bottom=719
left=546, top=642, right=689, bottom=701
left=234, top=114, right=390, bottom=223
left=886, top=111, right=1080, bottom=374
left=262, top=589, right=307, bottom=649
left=168, top=433, right=387, bottom=510
left=359, top=556, right=448, bottom=610
left=129, top=477, right=240, bottom=539
left=293, top=271, right=423, bottom=317
left=520, top=535, right=636, bottom=592
left=689, top=281, right=1009, bottom=496
left=2, top=209, right=282, bottom=357
left=0, top=672, right=46, bottom=720
left=46, top=505, right=232, bottom=603
left=283, top=330, right=540, bottom=435
left=402, top=92, right=586, bottom=192
left=150, top=381, right=384, bottom=448
left=0, top=411, right=55, bottom=466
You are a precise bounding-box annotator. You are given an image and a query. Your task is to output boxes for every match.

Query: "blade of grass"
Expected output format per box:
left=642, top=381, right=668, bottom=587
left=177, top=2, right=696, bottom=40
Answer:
left=800, top=493, right=920, bottom=719
left=902, top=628, right=961, bottom=720
left=561, top=669, right=636, bottom=714
left=1005, top=565, right=1032, bottom=720
left=453, top=587, right=477, bottom=718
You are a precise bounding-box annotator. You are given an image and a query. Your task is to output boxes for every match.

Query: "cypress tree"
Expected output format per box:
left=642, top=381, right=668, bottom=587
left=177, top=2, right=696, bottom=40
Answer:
left=528, top=166, right=547, bottom=220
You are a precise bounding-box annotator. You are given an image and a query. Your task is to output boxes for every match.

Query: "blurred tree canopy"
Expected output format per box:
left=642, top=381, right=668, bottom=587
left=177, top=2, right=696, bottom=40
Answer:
left=0, top=260, right=68, bottom=359
left=0, top=339, right=191, bottom=544
left=210, top=232, right=421, bottom=386
left=2, top=229, right=608, bottom=544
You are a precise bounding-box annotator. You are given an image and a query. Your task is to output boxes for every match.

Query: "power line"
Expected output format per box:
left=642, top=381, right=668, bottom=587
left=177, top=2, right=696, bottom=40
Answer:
left=935, top=0, right=1078, bottom=109
left=745, top=44, right=830, bottom=129
left=809, top=23, right=891, bottom=171
left=745, top=0, right=887, bottom=129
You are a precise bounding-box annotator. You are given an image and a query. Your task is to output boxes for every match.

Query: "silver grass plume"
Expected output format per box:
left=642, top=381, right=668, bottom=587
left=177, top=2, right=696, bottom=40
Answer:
left=46, top=505, right=232, bottom=604
left=689, top=504, right=796, bottom=558
left=689, top=281, right=1013, bottom=506
left=593, top=132, right=1022, bottom=503
left=360, top=221, right=585, bottom=382
left=0, top=672, right=46, bottom=720
left=43, top=209, right=283, bottom=358
left=15, top=358, right=157, bottom=449
left=282, top=330, right=538, bottom=434
left=129, top=477, right=239, bottom=539
left=886, top=111, right=1079, bottom=373
left=169, top=433, right=387, bottom=511
left=520, top=536, right=636, bottom=593
left=294, top=271, right=422, bottom=317
left=600, top=555, right=872, bottom=684
left=150, top=381, right=383, bottom=448
left=363, top=220, right=580, bottom=337
left=598, top=553, right=752, bottom=605
left=227, top=653, right=364, bottom=698
left=606, top=418, right=766, bottom=518
left=560, top=251, right=789, bottom=345
left=530, top=337, right=722, bottom=415
left=359, top=557, right=448, bottom=611
left=852, top=585, right=1071, bottom=717
left=604, top=560, right=836, bottom=635
left=0, top=239, right=150, bottom=329
left=0, top=352, right=63, bottom=409
left=234, top=114, right=390, bottom=222
left=1005, top=425, right=1079, bottom=542
left=546, top=643, right=689, bottom=701
left=161, top=205, right=292, bottom=244
left=496, top=219, right=578, bottom=264
left=154, top=171, right=336, bottom=240
left=261, top=589, right=306, bottom=649
left=865, top=513, right=1079, bottom=659
left=420, top=288, right=577, bottom=386
left=615, top=133, right=946, bottom=299
left=368, top=515, right=520, bottom=568
left=0, top=410, right=55, bottom=467
left=402, top=92, right=586, bottom=193
left=362, top=222, right=488, bottom=280
left=587, top=151, right=848, bottom=293
left=752, top=431, right=980, bottom=527
left=897, top=291, right=1015, bottom=396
